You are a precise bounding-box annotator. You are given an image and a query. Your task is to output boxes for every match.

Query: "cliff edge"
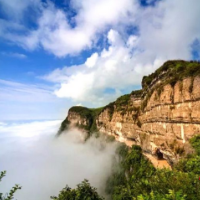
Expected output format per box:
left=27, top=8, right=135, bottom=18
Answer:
left=59, top=60, right=200, bottom=164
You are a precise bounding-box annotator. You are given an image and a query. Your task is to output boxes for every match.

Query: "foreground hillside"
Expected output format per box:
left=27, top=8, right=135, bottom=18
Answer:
left=59, top=60, right=200, bottom=164
left=50, top=136, right=200, bottom=200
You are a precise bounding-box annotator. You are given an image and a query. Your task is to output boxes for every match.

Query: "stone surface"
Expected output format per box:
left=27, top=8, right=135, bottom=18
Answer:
left=62, top=61, right=200, bottom=164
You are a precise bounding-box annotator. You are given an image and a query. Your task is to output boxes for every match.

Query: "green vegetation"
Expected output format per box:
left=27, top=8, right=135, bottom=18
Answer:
left=142, top=60, right=200, bottom=89
left=58, top=106, right=104, bottom=135
left=115, top=94, right=131, bottom=111
left=190, top=134, right=200, bottom=155
left=89, top=107, right=104, bottom=132
left=175, top=135, right=200, bottom=174
left=100, top=90, right=143, bottom=121
left=59, top=60, right=200, bottom=130
left=69, top=106, right=94, bottom=119
left=0, top=171, right=21, bottom=200
left=140, top=60, right=200, bottom=110
left=60, top=93, right=139, bottom=133
left=50, top=180, right=104, bottom=200
left=2, top=135, right=200, bottom=200
left=57, top=117, right=70, bottom=135
left=175, top=155, right=200, bottom=175
left=140, top=88, right=155, bottom=111
left=131, top=89, right=143, bottom=97
left=106, top=139, right=200, bottom=200
left=102, top=102, right=115, bottom=121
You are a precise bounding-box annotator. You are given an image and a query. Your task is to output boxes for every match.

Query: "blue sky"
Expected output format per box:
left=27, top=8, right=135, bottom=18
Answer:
left=0, top=0, right=200, bottom=120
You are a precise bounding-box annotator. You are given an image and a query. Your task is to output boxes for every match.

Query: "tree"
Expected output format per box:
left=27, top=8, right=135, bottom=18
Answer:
left=0, top=171, right=21, bottom=200
left=136, top=190, right=186, bottom=200
left=50, top=179, right=104, bottom=200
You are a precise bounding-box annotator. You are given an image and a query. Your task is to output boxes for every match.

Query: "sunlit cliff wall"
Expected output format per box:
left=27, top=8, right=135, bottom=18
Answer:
left=60, top=60, right=200, bottom=163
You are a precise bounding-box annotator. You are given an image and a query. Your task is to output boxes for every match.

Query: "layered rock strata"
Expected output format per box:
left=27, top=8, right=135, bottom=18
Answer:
left=60, top=60, right=200, bottom=164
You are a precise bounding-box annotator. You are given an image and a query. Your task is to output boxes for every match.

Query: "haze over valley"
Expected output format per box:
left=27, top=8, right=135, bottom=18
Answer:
left=0, top=0, right=200, bottom=199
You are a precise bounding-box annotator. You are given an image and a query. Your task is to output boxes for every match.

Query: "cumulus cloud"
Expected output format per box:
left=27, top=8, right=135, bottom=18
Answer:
left=1, top=0, right=200, bottom=59
left=1, top=0, right=199, bottom=59
left=135, top=0, right=200, bottom=63
left=43, top=29, right=161, bottom=105
left=1, top=0, right=200, bottom=105
left=41, top=0, right=200, bottom=104
left=0, top=120, right=118, bottom=200
left=0, top=0, right=138, bottom=56
left=85, top=53, right=98, bottom=68
left=0, top=0, right=40, bottom=20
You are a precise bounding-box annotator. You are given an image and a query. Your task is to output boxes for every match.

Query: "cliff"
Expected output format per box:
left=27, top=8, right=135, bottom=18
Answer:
left=58, top=106, right=103, bottom=135
left=59, top=60, right=200, bottom=164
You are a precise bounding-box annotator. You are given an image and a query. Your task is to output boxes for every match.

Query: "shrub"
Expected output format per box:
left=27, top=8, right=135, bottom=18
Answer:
left=190, top=135, right=200, bottom=155
left=106, top=140, right=200, bottom=200
left=51, top=179, right=104, bottom=200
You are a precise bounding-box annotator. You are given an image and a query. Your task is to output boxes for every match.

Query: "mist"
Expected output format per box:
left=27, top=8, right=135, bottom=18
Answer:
left=0, top=120, right=118, bottom=200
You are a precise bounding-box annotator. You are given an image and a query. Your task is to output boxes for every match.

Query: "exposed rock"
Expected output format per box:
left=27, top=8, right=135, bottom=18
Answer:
left=59, top=60, right=200, bottom=165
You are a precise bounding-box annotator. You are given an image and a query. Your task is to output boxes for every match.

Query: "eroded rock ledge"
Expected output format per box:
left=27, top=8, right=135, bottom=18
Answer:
left=59, top=60, right=200, bottom=164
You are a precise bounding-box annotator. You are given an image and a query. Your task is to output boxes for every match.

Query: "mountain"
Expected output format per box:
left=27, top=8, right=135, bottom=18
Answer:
left=58, top=60, right=200, bottom=164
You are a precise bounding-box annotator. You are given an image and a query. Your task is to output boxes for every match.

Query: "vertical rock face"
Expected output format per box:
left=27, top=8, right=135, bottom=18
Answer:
left=68, top=111, right=91, bottom=127
left=60, top=60, right=200, bottom=163
left=140, top=76, right=200, bottom=161
left=96, top=94, right=141, bottom=143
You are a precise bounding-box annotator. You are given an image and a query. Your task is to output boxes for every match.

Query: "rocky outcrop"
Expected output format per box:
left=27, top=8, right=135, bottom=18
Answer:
left=60, top=60, right=200, bottom=164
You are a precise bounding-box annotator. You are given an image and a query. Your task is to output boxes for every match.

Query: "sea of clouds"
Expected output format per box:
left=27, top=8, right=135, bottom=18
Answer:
left=0, top=120, right=118, bottom=200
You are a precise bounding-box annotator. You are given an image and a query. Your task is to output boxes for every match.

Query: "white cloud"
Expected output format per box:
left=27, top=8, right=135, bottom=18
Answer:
left=0, top=121, right=118, bottom=200
left=127, top=35, right=138, bottom=48
left=85, top=53, right=98, bottom=68
left=0, top=79, right=71, bottom=120
left=0, top=0, right=138, bottom=56
left=0, top=0, right=40, bottom=20
left=0, top=79, right=54, bottom=103
left=35, top=0, right=137, bottom=56
left=135, top=0, right=200, bottom=63
left=12, top=53, right=27, bottom=59
left=1, top=52, right=27, bottom=59
left=43, top=30, right=153, bottom=104
left=47, top=0, right=200, bottom=104
left=1, top=0, right=200, bottom=106
left=0, top=0, right=200, bottom=60
left=1, top=0, right=199, bottom=60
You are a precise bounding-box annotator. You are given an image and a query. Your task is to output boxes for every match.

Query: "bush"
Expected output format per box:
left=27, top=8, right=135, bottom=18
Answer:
left=190, top=135, right=200, bottom=155
left=131, top=89, right=143, bottom=97
left=51, top=179, right=104, bottom=200
left=106, top=141, right=200, bottom=200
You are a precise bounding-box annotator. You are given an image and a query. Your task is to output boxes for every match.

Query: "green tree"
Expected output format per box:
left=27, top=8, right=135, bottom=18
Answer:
left=50, top=179, right=104, bottom=200
left=0, top=171, right=21, bottom=200
left=136, top=190, right=186, bottom=200
left=106, top=144, right=199, bottom=200
left=190, top=135, right=200, bottom=155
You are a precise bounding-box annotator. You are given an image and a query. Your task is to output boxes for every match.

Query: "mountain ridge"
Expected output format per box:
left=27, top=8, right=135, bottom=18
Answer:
left=59, top=60, right=200, bottom=165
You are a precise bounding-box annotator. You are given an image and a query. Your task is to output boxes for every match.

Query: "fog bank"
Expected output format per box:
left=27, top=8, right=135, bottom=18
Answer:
left=0, top=120, right=118, bottom=200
